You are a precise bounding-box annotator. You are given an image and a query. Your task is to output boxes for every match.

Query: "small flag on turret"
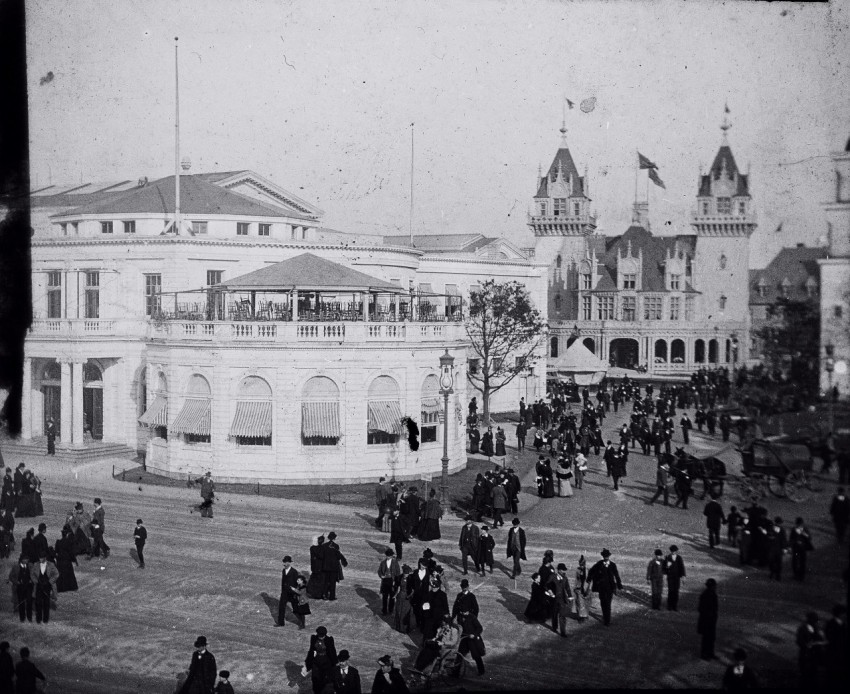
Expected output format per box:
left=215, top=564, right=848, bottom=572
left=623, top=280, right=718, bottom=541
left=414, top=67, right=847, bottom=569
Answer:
left=648, top=168, right=666, bottom=189
left=638, top=152, right=658, bottom=170
left=566, top=98, right=575, bottom=110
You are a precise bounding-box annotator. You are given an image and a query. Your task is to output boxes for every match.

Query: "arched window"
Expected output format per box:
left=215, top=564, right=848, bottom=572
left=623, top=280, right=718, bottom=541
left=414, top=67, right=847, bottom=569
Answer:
left=302, top=376, right=341, bottom=446
left=173, top=374, right=212, bottom=444
left=583, top=337, right=595, bottom=355
left=725, top=339, right=732, bottom=363
left=421, top=375, right=440, bottom=444
left=139, top=371, right=169, bottom=438
left=654, top=339, right=668, bottom=363
left=554, top=294, right=562, bottom=311
left=83, top=363, right=102, bottom=383
left=550, top=336, right=559, bottom=358
left=368, top=375, right=402, bottom=445
left=708, top=339, right=718, bottom=364
left=719, top=254, right=727, bottom=270
left=694, top=339, right=705, bottom=364
left=719, top=295, right=727, bottom=310
left=230, top=376, right=272, bottom=446
left=555, top=254, right=562, bottom=269
left=671, top=339, right=685, bottom=363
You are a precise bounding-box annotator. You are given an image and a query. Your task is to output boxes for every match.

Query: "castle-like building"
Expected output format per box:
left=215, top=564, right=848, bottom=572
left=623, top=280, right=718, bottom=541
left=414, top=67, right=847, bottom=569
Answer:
left=531, top=122, right=754, bottom=375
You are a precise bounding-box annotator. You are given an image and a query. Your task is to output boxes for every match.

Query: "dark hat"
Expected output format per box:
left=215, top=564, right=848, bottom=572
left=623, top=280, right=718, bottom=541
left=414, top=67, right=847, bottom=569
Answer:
left=733, top=648, right=747, bottom=662
left=38, top=522, right=46, bottom=532
left=74, top=501, right=83, bottom=510
left=512, top=517, right=520, bottom=525
left=774, top=516, right=783, bottom=525
left=464, top=514, right=473, bottom=521
left=669, top=545, right=678, bottom=552
left=481, top=524, right=489, bottom=530
left=94, top=497, right=102, bottom=505
left=38, top=552, right=47, bottom=560
left=557, top=563, right=567, bottom=571
left=316, top=626, right=328, bottom=636
left=327, top=532, right=337, bottom=540
left=338, top=649, right=350, bottom=662
left=422, top=548, right=434, bottom=559
left=600, top=548, right=611, bottom=558
left=460, top=578, right=469, bottom=588
left=654, top=549, right=663, bottom=556
left=377, top=655, right=393, bottom=666
left=219, top=670, right=230, bottom=679
left=385, top=548, right=394, bottom=557
left=136, top=518, right=144, bottom=524
left=402, top=564, right=412, bottom=574
left=282, top=555, right=293, bottom=563
left=194, top=636, right=207, bottom=648
left=409, top=486, right=418, bottom=493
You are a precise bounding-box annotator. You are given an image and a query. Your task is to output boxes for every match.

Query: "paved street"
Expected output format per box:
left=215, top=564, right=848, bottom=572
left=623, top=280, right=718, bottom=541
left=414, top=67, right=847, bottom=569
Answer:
left=2, top=401, right=846, bottom=692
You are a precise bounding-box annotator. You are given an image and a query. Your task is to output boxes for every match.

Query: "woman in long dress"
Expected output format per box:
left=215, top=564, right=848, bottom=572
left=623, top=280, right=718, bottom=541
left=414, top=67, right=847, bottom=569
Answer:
left=556, top=458, right=574, bottom=497
left=393, top=565, right=413, bottom=633
left=480, top=428, right=494, bottom=459
left=494, top=428, right=507, bottom=457
left=533, top=430, right=544, bottom=452
left=541, top=460, right=556, bottom=498
left=468, top=428, right=481, bottom=455
left=306, top=535, right=327, bottom=600
left=524, top=572, right=551, bottom=622
left=418, top=489, right=442, bottom=541
left=54, top=526, right=79, bottom=592
left=66, top=503, right=92, bottom=557
left=573, top=555, right=589, bottom=621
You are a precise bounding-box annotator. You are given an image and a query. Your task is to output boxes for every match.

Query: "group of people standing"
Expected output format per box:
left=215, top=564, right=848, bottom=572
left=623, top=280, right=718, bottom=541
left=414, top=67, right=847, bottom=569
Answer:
left=1, top=463, right=44, bottom=520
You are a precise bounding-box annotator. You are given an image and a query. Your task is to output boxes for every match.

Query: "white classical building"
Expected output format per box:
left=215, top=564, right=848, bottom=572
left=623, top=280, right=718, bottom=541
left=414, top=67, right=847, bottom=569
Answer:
left=21, top=171, right=547, bottom=482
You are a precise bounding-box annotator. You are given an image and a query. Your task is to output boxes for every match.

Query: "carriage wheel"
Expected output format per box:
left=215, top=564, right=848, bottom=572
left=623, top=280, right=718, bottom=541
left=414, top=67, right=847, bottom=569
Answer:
left=785, top=471, right=810, bottom=503
left=767, top=473, right=788, bottom=498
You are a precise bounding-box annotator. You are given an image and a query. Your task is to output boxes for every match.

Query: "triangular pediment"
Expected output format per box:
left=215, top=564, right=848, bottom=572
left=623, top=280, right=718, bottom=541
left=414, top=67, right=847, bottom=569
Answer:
left=215, top=171, right=324, bottom=219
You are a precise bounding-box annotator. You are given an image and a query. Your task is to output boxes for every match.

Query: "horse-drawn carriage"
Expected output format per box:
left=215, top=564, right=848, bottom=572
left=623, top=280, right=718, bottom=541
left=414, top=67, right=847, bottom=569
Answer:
left=737, top=437, right=814, bottom=503
left=670, top=448, right=729, bottom=500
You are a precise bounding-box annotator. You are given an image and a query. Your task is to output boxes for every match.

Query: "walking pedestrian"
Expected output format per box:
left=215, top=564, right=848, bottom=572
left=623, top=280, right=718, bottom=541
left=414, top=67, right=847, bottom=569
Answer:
left=54, top=526, right=78, bottom=592
left=516, top=421, right=527, bottom=452
left=649, top=458, right=671, bottom=506
left=305, top=626, right=338, bottom=694
left=795, top=612, right=825, bottom=689
left=194, top=471, right=216, bottom=518
left=664, top=545, right=685, bottom=611
left=829, top=487, right=849, bottom=544
left=393, top=565, right=413, bottom=633
left=573, top=555, right=589, bottom=622
left=646, top=549, right=665, bottom=610
left=322, top=532, right=348, bottom=601
left=375, top=477, right=391, bottom=530
left=291, top=575, right=310, bottom=630
left=824, top=604, right=848, bottom=688
left=587, top=548, right=623, bottom=626
left=179, top=636, right=217, bottom=694
left=611, top=449, right=626, bottom=491
left=278, top=555, right=300, bottom=626
left=457, top=609, right=486, bottom=675
left=680, top=413, right=692, bottom=445
left=574, top=453, right=587, bottom=490
left=90, top=497, right=110, bottom=559
left=306, top=535, right=327, bottom=600
left=703, top=495, right=726, bottom=548
left=722, top=648, right=759, bottom=690
left=8, top=554, right=33, bottom=622
left=458, top=516, right=480, bottom=576
left=45, top=417, right=56, bottom=455
left=767, top=517, right=788, bottom=581
left=476, top=524, right=495, bottom=576
left=727, top=506, right=742, bottom=547
left=491, top=480, right=507, bottom=528
left=418, top=489, right=442, bottom=541
left=214, top=670, right=235, bottom=694
left=697, top=578, right=719, bottom=660
left=14, top=647, right=47, bottom=694
left=790, top=517, right=814, bottom=582
left=451, top=578, right=480, bottom=621
left=378, top=548, right=401, bottom=616
left=332, top=649, right=361, bottom=694
left=133, top=518, right=147, bottom=568
left=30, top=553, right=58, bottom=624
left=506, top=517, right=527, bottom=579
left=389, top=510, right=407, bottom=561
left=371, top=655, right=409, bottom=694
left=546, top=562, right=573, bottom=637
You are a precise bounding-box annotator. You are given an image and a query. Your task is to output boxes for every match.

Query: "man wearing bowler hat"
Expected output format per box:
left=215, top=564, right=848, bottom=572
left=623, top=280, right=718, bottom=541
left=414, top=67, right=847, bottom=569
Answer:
left=305, top=626, right=337, bottom=694
left=278, top=555, right=300, bottom=626
left=179, top=636, right=217, bottom=694
left=506, top=517, right=527, bottom=579
left=371, top=654, right=408, bottom=694
left=377, top=548, right=401, bottom=615
left=664, top=545, right=686, bottom=611
left=587, top=548, right=623, bottom=626
left=322, top=532, right=348, bottom=601
left=332, top=649, right=361, bottom=694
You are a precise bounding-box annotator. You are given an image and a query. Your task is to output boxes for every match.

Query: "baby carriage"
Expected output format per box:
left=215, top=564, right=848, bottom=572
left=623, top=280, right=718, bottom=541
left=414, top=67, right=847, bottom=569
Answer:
left=410, top=625, right=468, bottom=690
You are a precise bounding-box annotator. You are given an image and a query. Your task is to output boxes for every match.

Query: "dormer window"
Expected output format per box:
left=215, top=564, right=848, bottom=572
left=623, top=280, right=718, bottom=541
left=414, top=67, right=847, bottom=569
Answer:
left=780, top=279, right=790, bottom=297
left=539, top=202, right=547, bottom=216
left=622, top=273, right=636, bottom=290
left=719, top=295, right=727, bottom=310
left=555, top=254, right=562, bottom=269
left=701, top=201, right=710, bottom=215
left=670, top=274, right=681, bottom=291
left=717, top=198, right=731, bottom=214
left=581, top=273, right=592, bottom=290
left=738, top=201, right=746, bottom=215
left=573, top=202, right=580, bottom=216
left=756, top=279, right=767, bottom=298
left=805, top=277, right=817, bottom=297
left=553, top=199, right=567, bottom=217
left=719, top=254, right=727, bottom=270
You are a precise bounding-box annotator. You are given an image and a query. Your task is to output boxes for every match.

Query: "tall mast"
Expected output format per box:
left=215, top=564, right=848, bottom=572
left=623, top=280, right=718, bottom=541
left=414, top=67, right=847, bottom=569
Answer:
left=409, top=123, right=414, bottom=245
left=174, top=37, right=181, bottom=235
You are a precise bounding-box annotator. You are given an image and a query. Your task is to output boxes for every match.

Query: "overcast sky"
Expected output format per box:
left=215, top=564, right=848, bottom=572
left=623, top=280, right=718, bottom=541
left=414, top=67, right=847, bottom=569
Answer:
left=26, top=0, right=850, bottom=267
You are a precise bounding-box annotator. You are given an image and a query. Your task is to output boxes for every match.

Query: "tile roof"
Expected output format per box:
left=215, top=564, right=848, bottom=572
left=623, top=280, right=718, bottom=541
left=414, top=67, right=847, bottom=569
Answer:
left=219, top=252, right=402, bottom=291
left=749, top=246, right=827, bottom=305
left=49, top=175, right=310, bottom=220
left=535, top=147, right=585, bottom=198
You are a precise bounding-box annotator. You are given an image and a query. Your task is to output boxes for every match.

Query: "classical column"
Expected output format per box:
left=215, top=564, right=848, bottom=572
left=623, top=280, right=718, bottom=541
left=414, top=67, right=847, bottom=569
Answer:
left=22, top=357, right=32, bottom=439
left=60, top=360, right=72, bottom=444
left=362, top=292, right=369, bottom=321
left=72, top=360, right=85, bottom=446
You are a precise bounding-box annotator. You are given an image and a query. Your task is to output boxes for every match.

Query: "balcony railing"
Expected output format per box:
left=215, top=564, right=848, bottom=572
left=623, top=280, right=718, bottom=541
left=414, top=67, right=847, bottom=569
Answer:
left=29, top=319, right=144, bottom=338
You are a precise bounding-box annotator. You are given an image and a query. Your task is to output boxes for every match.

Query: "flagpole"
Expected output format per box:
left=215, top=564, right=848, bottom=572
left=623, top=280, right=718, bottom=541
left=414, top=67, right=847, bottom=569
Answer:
left=409, top=123, right=414, bottom=245
left=634, top=150, right=639, bottom=211
left=174, top=36, right=181, bottom=236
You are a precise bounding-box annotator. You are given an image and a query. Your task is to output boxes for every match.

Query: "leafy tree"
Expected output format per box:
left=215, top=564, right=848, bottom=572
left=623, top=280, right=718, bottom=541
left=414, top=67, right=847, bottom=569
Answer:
left=465, top=280, right=548, bottom=422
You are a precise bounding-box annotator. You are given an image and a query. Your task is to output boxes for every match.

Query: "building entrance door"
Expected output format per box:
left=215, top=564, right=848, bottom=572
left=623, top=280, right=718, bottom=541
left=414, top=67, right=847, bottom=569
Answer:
left=42, top=385, right=61, bottom=437
left=83, top=387, right=103, bottom=440
left=609, top=338, right=640, bottom=369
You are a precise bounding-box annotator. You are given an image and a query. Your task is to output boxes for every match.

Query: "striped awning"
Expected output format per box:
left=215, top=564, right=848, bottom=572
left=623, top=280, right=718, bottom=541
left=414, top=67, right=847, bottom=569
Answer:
left=171, top=398, right=211, bottom=435
left=138, top=395, right=168, bottom=426
left=368, top=400, right=404, bottom=434
left=418, top=283, right=433, bottom=294
left=302, top=402, right=341, bottom=438
left=421, top=397, right=441, bottom=415
left=230, top=401, right=273, bottom=438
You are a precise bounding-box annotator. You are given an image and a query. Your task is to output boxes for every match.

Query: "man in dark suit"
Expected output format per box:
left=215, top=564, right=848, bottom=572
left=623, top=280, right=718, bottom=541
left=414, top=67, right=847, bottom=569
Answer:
left=278, top=555, right=300, bottom=626
left=377, top=548, right=401, bottom=615
left=506, top=517, right=527, bottom=579
left=322, top=532, right=348, bottom=601
left=546, top=563, right=573, bottom=636
left=90, top=498, right=110, bottom=559
left=332, top=649, right=361, bottom=694
left=179, top=635, right=217, bottom=694
left=451, top=578, right=479, bottom=621
left=645, top=549, right=665, bottom=610
left=133, top=518, right=147, bottom=568
left=375, top=477, right=391, bottom=529
left=587, top=548, right=623, bottom=626
left=406, top=557, right=432, bottom=632
left=767, top=517, right=788, bottom=581
left=14, top=647, right=47, bottom=693
left=457, top=609, right=486, bottom=675
left=458, top=516, right=480, bottom=575
left=33, top=522, right=49, bottom=560
left=664, top=545, right=686, bottom=611
left=703, top=496, right=726, bottom=548
left=305, top=626, right=338, bottom=694
left=371, top=654, right=408, bottom=694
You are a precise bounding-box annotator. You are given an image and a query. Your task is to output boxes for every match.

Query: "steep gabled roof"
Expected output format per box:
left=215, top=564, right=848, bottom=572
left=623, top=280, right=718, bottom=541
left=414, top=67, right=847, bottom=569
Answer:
left=50, top=175, right=313, bottom=220
left=698, top=144, right=750, bottom=198
left=218, top=253, right=402, bottom=292
left=550, top=339, right=608, bottom=373
left=535, top=147, right=585, bottom=198
left=749, top=246, right=827, bottom=305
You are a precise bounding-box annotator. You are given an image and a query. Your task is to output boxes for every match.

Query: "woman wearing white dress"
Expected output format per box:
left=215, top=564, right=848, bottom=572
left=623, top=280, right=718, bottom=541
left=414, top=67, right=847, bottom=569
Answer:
left=556, top=457, right=574, bottom=497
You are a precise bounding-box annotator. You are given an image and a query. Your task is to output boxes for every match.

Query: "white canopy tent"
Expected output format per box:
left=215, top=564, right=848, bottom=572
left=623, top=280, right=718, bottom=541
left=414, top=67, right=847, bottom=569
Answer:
left=548, top=340, right=608, bottom=386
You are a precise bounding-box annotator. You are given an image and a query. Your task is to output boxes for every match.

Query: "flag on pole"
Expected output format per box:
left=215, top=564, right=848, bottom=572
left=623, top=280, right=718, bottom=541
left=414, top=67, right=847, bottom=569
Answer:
left=648, top=168, right=666, bottom=189
left=775, top=222, right=783, bottom=233
left=637, top=152, right=658, bottom=170
left=566, top=98, right=575, bottom=110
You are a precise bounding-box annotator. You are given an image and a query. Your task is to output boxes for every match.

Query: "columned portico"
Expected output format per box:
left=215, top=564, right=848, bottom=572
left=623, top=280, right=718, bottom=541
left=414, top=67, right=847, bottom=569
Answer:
left=60, top=359, right=72, bottom=444
left=22, top=357, right=32, bottom=439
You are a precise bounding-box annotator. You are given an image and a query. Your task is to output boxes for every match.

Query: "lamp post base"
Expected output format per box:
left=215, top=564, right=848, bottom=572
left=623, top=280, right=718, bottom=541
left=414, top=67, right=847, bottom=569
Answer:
left=440, top=456, right=449, bottom=506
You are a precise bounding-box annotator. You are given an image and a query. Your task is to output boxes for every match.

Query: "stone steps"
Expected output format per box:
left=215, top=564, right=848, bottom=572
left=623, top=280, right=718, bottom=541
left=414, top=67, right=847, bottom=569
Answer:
left=0, top=437, right=137, bottom=464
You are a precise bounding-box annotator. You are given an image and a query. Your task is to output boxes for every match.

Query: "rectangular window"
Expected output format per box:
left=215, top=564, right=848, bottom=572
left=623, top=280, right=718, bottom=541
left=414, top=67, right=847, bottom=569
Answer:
left=835, top=305, right=844, bottom=319
left=291, top=226, right=297, bottom=240
left=184, top=433, right=211, bottom=445
left=144, top=274, right=161, bottom=317
left=622, top=296, right=636, bottom=321
left=644, top=296, right=662, bottom=320
left=85, top=271, right=100, bottom=319
left=702, top=201, right=710, bottom=215
left=421, top=410, right=439, bottom=444
left=581, top=295, right=592, bottom=320
left=738, top=201, right=746, bottom=215
left=100, top=221, right=113, bottom=234
left=60, top=223, right=67, bottom=236
left=258, top=223, right=271, bottom=237
left=235, top=435, right=272, bottom=446
left=191, top=221, right=208, bottom=235
left=467, top=359, right=480, bottom=375
left=301, top=227, right=308, bottom=240
left=719, top=295, right=727, bottom=310
left=539, top=202, right=547, bottom=216
left=237, top=222, right=250, bottom=236
left=685, top=296, right=695, bottom=321
left=670, top=296, right=681, bottom=320
left=597, top=296, right=614, bottom=320
left=71, top=222, right=79, bottom=235
left=581, top=273, right=592, bottom=290
left=553, top=198, right=567, bottom=216
left=716, top=198, right=731, bottom=214
left=123, top=220, right=136, bottom=234
left=47, top=271, right=62, bottom=319
left=670, top=274, right=680, bottom=291
left=206, top=270, right=223, bottom=286
left=573, top=202, right=580, bottom=216
left=623, top=273, right=636, bottom=290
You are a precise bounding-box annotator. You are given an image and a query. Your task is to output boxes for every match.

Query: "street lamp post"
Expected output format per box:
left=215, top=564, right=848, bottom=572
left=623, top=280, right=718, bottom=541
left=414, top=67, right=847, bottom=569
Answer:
left=439, top=349, right=455, bottom=506
left=825, top=343, right=835, bottom=434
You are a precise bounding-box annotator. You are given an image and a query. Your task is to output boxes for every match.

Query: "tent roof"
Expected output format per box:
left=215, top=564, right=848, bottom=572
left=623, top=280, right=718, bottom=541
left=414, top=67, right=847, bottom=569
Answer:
left=217, top=253, right=403, bottom=292
left=548, top=340, right=608, bottom=373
